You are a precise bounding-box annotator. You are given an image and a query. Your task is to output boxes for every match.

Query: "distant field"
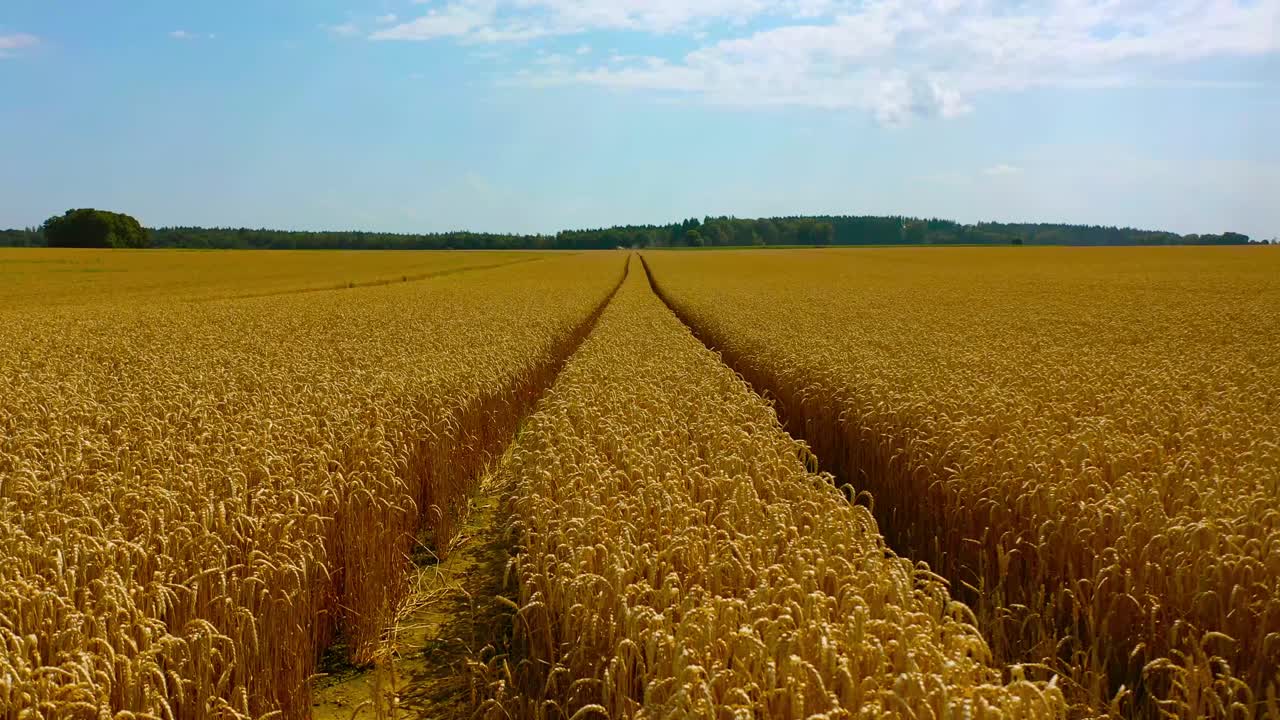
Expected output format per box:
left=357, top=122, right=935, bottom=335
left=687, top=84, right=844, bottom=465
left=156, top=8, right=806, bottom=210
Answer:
left=663, top=242, right=1017, bottom=250
left=3, top=246, right=1275, bottom=720
left=0, top=247, right=549, bottom=306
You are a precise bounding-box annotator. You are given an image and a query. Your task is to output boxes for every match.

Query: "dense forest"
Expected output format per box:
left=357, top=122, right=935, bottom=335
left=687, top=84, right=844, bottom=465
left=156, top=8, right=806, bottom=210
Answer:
left=0, top=215, right=1263, bottom=250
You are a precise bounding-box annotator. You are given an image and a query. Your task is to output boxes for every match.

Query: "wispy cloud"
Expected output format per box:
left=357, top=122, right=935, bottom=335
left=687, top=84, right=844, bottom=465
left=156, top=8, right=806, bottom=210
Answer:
left=373, top=0, right=778, bottom=41
left=0, top=32, right=39, bottom=57
left=371, top=3, right=496, bottom=40
left=984, top=164, right=1023, bottom=177
left=328, top=22, right=361, bottom=37
left=169, top=30, right=215, bottom=41
left=376, top=13, right=399, bottom=25
left=918, top=164, right=1025, bottom=185
left=370, top=0, right=1280, bottom=124
left=533, top=50, right=571, bottom=67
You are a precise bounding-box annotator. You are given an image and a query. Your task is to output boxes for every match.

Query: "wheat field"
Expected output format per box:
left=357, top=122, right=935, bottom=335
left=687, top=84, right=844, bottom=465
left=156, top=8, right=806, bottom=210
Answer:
left=0, top=248, right=546, bottom=307
left=644, top=247, right=1280, bottom=718
left=0, top=252, right=623, bottom=719
left=478, top=258, right=1065, bottom=719
left=3, top=246, right=1276, bottom=720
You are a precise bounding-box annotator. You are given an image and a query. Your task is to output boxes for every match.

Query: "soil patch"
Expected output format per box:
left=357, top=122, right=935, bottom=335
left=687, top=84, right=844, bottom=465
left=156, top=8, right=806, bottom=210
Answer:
left=311, top=471, right=517, bottom=720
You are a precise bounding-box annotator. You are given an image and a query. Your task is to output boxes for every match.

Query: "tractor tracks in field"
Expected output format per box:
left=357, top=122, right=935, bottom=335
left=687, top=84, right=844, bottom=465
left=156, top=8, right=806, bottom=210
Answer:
left=314, top=251, right=1046, bottom=719
left=309, top=255, right=627, bottom=720
left=198, top=254, right=558, bottom=303
left=311, top=467, right=520, bottom=720
left=636, top=254, right=1083, bottom=707
left=638, top=251, right=924, bottom=552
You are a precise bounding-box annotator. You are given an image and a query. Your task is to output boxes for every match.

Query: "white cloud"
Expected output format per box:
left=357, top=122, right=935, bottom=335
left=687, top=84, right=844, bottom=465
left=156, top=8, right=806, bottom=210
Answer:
left=370, top=0, right=1280, bottom=123
left=0, top=32, right=38, bottom=57
left=984, top=164, right=1023, bottom=177
left=576, top=43, right=591, bottom=55
left=169, top=30, right=215, bottom=41
left=918, top=165, right=1024, bottom=185
left=376, top=13, right=399, bottom=25
left=376, top=0, right=787, bottom=41
left=371, top=3, right=497, bottom=40
left=534, top=0, right=775, bottom=33
left=534, top=51, right=570, bottom=66
left=328, top=22, right=361, bottom=37
left=467, top=22, right=554, bottom=43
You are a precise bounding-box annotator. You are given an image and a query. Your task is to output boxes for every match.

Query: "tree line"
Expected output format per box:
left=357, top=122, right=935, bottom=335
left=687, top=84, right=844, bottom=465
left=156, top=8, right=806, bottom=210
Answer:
left=0, top=210, right=1262, bottom=249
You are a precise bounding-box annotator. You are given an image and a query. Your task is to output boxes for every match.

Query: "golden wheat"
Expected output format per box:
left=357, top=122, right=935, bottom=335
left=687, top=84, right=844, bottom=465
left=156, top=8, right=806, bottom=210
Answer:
left=644, top=247, right=1280, bottom=718
left=479, top=258, right=1065, bottom=719
left=0, top=251, right=625, bottom=719
left=0, top=247, right=547, bottom=307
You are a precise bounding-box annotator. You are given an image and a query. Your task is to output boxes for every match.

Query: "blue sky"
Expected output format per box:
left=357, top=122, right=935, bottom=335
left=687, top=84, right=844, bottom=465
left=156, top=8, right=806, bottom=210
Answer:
left=2, top=1, right=1277, bottom=238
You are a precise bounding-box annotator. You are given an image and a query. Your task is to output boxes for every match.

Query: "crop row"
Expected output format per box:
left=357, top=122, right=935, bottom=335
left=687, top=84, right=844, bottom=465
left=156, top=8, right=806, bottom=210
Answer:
left=0, top=254, right=624, bottom=719
left=644, top=247, right=1280, bottom=718
left=480, top=260, right=1064, bottom=718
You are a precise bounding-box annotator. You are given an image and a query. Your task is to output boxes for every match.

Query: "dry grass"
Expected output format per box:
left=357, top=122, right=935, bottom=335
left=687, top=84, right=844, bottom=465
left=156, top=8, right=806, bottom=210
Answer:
left=0, top=252, right=625, bottom=719
left=644, top=247, right=1280, bottom=718
left=477, top=258, right=1065, bottom=719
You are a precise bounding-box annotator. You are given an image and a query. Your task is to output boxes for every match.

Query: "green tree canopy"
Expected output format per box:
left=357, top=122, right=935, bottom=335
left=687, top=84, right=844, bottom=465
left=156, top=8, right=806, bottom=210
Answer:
left=3, top=213, right=1253, bottom=250
left=42, top=209, right=149, bottom=248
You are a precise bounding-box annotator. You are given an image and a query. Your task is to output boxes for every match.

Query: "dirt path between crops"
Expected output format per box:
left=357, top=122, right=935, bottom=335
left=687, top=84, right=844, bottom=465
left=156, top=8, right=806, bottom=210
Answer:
left=311, top=468, right=518, bottom=720
left=310, top=257, right=633, bottom=720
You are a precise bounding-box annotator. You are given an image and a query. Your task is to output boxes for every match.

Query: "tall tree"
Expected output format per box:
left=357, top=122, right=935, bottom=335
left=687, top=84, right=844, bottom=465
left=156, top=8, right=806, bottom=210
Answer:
left=42, top=209, right=148, bottom=248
